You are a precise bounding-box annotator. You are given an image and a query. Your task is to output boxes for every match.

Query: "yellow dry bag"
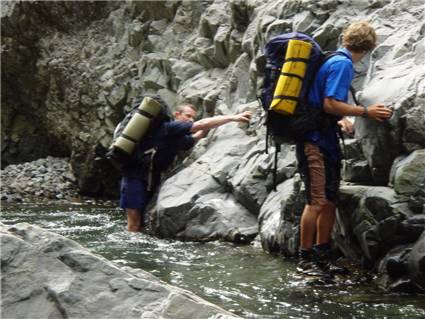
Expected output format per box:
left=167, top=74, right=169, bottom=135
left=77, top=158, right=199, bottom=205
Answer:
left=269, top=39, right=312, bottom=115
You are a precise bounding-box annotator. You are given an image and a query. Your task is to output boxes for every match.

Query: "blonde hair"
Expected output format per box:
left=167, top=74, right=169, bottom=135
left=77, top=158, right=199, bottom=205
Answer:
left=342, top=21, right=377, bottom=53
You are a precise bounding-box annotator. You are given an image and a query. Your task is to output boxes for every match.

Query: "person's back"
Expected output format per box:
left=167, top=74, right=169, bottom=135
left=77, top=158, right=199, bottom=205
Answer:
left=122, top=119, right=195, bottom=180
left=305, top=48, right=354, bottom=162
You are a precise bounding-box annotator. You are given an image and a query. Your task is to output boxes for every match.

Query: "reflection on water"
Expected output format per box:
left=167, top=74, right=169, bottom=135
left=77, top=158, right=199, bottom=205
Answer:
left=1, top=201, right=425, bottom=318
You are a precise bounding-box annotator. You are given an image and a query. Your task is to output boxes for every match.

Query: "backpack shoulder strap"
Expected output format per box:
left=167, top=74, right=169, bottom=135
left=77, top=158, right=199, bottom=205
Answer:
left=349, top=86, right=360, bottom=105
left=323, top=51, right=360, bottom=105
left=323, top=50, right=346, bottom=60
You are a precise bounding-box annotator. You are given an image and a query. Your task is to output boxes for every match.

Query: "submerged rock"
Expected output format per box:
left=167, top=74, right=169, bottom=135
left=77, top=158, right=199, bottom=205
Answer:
left=408, top=231, right=425, bottom=291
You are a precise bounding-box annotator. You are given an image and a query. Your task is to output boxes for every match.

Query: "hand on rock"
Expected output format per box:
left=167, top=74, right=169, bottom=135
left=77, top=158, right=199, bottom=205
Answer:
left=366, top=104, right=393, bottom=122
left=233, top=111, right=252, bottom=123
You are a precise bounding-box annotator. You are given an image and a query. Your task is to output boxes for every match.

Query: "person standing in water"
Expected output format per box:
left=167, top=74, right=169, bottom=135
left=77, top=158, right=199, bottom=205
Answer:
left=296, top=21, right=393, bottom=276
left=120, top=102, right=252, bottom=232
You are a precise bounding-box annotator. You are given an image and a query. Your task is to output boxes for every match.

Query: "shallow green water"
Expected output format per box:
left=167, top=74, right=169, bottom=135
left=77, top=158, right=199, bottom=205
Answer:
left=2, top=201, right=425, bottom=318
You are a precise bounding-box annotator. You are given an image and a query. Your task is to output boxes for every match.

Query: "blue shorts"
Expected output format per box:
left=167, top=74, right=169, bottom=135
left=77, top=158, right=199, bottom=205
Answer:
left=119, top=177, right=152, bottom=210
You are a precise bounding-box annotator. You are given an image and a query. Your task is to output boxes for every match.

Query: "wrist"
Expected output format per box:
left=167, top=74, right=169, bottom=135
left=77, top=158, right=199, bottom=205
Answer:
left=361, top=105, right=368, bottom=118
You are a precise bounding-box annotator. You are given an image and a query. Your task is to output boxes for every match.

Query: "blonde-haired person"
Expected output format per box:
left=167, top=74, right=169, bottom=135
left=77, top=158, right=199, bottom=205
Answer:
left=296, top=21, right=392, bottom=276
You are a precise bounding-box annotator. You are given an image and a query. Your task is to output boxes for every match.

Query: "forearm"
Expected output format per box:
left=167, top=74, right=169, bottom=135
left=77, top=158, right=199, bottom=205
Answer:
left=191, top=115, right=234, bottom=132
left=323, top=98, right=364, bottom=117
left=192, top=129, right=208, bottom=142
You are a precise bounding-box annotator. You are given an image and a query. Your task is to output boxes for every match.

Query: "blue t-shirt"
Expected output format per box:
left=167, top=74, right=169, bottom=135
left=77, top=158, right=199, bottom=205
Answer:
left=305, top=48, right=354, bottom=161
left=123, top=120, right=195, bottom=178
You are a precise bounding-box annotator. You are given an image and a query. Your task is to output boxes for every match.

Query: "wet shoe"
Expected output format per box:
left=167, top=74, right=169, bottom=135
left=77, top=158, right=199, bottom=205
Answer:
left=297, top=258, right=329, bottom=277
left=313, top=244, right=349, bottom=276
left=319, top=260, right=349, bottom=276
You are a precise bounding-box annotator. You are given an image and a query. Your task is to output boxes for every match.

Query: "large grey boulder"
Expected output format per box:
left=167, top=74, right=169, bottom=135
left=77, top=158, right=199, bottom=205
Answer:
left=229, top=138, right=297, bottom=214
left=175, top=192, right=258, bottom=243
left=402, top=102, right=425, bottom=151
left=336, top=185, right=399, bottom=264
left=341, top=138, right=373, bottom=184
left=408, top=231, right=425, bottom=291
left=151, top=124, right=259, bottom=242
left=335, top=184, right=425, bottom=292
left=259, top=176, right=305, bottom=256
left=151, top=114, right=301, bottom=243
left=392, top=149, right=425, bottom=196
left=1, top=223, right=240, bottom=319
left=376, top=229, right=425, bottom=293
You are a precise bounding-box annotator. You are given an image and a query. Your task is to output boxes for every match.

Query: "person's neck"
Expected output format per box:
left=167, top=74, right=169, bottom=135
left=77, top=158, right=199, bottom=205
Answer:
left=348, top=49, right=367, bottom=63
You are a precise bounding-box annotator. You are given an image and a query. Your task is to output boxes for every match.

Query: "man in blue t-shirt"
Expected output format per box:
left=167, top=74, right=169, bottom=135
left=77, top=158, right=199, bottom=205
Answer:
left=296, top=21, right=393, bottom=276
left=121, top=103, right=252, bottom=232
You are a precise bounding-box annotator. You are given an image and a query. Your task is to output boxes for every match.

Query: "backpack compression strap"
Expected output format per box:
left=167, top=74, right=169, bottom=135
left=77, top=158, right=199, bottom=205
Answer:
left=350, top=86, right=360, bottom=105
left=273, top=143, right=280, bottom=191
left=143, top=147, right=157, bottom=192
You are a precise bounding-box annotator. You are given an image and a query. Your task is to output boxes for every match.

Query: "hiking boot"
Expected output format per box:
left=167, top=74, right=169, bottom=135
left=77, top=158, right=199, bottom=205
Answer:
left=318, top=260, right=349, bottom=275
left=297, top=249, right=329, bottom=277
left=313, top=243, right=349, bottom=276
left=297, top=259, right=328, bottom=277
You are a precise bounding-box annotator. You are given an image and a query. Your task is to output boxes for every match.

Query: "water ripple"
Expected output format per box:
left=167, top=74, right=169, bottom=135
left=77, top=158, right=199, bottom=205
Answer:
left=2, top=201, right=425, bottom=318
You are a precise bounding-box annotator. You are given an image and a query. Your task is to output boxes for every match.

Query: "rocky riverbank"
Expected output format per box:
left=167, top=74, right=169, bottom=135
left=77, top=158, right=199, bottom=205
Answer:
left=1, top=157, right=79, bottom=202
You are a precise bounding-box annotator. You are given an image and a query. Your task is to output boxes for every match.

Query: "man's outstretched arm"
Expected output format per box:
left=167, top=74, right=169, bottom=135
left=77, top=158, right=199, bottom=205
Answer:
left=190, top=111, right=252, bottom=133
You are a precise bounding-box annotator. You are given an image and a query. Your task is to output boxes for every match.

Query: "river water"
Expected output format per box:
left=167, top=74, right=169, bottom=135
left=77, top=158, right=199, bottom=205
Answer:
left=2, top=200, right=424, bottom=318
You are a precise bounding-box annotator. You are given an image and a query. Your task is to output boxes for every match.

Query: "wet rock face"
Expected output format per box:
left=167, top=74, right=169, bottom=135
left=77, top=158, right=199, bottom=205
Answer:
left=2, top=0, right=424, bottom=196
left=1, top=1, right=118, bottom=168
left=1, top=223, right=240, bottom=319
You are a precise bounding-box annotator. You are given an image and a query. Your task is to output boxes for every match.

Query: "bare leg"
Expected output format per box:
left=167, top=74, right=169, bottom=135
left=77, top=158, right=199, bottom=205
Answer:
left=300, top=204, right=320, bottom=250
left=127, top=208, right=142, bottom=232
left=315, top=201, right=336, bottom=245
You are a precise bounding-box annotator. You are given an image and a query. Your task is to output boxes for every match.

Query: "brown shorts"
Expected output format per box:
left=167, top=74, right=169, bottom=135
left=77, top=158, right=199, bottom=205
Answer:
left=296, top=142, right=341, bottom=205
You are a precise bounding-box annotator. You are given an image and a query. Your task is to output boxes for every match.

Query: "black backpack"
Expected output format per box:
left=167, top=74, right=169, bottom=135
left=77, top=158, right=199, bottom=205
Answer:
left=258, top=32, right=357, bottom=189
left=106, top=94, right=172, bottom=172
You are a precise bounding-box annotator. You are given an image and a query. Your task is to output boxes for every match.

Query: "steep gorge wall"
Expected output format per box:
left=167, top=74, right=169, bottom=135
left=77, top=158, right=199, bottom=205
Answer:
left=2, top=0, right=424, bottom=195
left=1, top=0, right=121, bottom=193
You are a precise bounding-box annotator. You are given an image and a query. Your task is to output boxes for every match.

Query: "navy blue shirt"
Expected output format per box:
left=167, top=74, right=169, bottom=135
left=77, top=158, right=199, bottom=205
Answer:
left=123, top=120, right=195, bottom=178
left=305, top=48, right=354, bottom=161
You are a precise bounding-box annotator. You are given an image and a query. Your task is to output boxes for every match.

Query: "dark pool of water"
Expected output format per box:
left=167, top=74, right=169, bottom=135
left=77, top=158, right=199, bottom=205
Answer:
left=2, top=200, right=424, bottom=318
